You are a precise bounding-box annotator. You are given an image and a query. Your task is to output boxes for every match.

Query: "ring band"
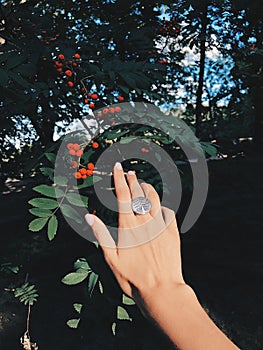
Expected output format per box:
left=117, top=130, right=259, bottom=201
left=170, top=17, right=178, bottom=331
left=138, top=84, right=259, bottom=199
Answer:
left=132, top=197, right=152, bottom=215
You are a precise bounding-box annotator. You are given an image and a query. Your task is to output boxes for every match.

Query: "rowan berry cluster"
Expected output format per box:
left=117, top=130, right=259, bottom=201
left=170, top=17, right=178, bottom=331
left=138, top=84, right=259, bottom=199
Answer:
left=80, top=87, right=124, bottom=111
left=67, top=143, right=84, bottom=157
left=96, top=106, right=121, bottom=118
left=67, top=141, right=100, bottom=179
left=54, top=53, right=81, bottom=86
left=158, top=59, right=169, bottom=65
left=74, top=163, right=95, bottom=179
left=159, top=18, right=180, bottom=37
left=38, top=30, right=60, bottom=45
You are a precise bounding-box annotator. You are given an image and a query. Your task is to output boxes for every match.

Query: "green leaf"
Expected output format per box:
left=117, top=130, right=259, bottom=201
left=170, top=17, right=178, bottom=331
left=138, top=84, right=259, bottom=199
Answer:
left=14, top=283, right=38, bottom=306
left=106, top=130, right=129, bottom=140
left=28, top=198, right=58, bottom=210
left=66, top=319, right=80, bottom=329
left=60, top=204, right=83, bottom=224
left=155, top=152, right=162, bottom=162
left=200, top=142, right=218, bottom=157
left=98, top=281, right=104, bottom=294
left=29, top=217, right=49, bottom=232
left=119, top=85, right=130, bottom=94
left=119, top=72, right=136, bottom=89
left=0, top=263, right=20, bottom=274
left=47, top=215, right=58, bottom=241
left=74, top=258, right=91, bottom=271
left=120, top=136, right=137, bottom=144
left=73, top=303, right=83, bottom=314
left=122, top=294, right=135, bottom=305
left=66, top=193, right=88, bottom=207
left=29, top=208, right=52, bottom=218
left=87, top=271, right=99, bottom=297
left=33, top=185, right=64, bottom=198
left=54, top=176, right=68, bottom=186
left=117, top=306, right=132, bottom=321
left=45, top=152, right=56, bottom=164
left=40, top=167, right=54, bottom=180
left=112, top=322, right=117, bottom=335
left=62, top=271, right=89, bottom=285
left=81, top=149, right=95, bottom=163
left=77, top=176, right=102, bottom=189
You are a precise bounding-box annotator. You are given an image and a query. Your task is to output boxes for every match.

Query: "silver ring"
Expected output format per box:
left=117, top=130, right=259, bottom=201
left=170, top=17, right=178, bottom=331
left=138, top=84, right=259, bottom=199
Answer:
left=132, top=197, right=152, bottom=215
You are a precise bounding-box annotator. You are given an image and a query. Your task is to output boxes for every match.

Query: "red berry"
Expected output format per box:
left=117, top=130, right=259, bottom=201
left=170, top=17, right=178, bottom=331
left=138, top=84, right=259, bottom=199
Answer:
left=87, top=93, right=92, bottom=97
left=102, top=108, right=109, bottom=115
left=89, top=103, right=95, bottom=109
left=57, top=68, right=63, bottom=73
left=65, top=69, right=73, bottom=77
left=109, top=107, right=115, bottom=114
left=72, top=62, right=78, bottom=67
left=117, top=96, right=124, bottom=102
left=91, top=93, right=98, bottom=100
left=97, top=112, right=103, bottom=118
left=74, top=53, right=81, bottom=59
left=71, top=161, right=78, bottom=169
left=58, top=54, right=65, bottom=60
left=92, top=142, right=99, bottom=149
left=79, top=168, right=87, bottom=175
left=55, top=61, right=63, bottom=67
left=84, top=99, right=89, bottom=104
left=81, top=174, right=87, bottom=179
left=69, top=149, right=76, bottom=156
left=87, top=162, right=95, bottom=170
left=67, top=81, right=74, bottom=87
left=74, top=172, right=82, bottom=179
left=92, top=209, right=97, bottom=214
left=76, top=150, right=84, bottom=157
left=67, top=143, right=74, bottom=149
left=86, top=169, right=93, bottom=176
left=115, top=106, right=121, bottom=113
left=73, top=144, right=80, bottom=151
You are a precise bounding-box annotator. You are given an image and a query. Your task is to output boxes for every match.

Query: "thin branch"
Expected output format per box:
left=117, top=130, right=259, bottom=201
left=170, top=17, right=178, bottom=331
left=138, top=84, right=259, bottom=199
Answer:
left=26, top=304, right=31, bottom=333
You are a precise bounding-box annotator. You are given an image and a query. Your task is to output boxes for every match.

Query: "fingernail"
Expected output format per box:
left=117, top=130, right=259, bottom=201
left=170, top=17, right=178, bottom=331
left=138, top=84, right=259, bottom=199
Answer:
left=127, top=170, right=135, bottom=176
left=115, top=162, right=123, bottom=170
left=85, top=214, right=94, bottom=226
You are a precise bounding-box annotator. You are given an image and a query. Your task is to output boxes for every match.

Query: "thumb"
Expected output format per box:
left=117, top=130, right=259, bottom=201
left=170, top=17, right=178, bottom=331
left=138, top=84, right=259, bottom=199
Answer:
left=85, top=214, right=117, bottom=251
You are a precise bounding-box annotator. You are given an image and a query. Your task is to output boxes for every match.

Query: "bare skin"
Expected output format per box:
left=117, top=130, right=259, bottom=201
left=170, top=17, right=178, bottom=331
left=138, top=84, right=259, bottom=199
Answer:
left=85, top=162, right=240, bottom=350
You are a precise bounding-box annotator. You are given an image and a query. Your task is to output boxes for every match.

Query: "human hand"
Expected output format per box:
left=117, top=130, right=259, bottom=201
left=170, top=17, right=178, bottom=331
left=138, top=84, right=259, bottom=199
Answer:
left=85, top=163, right=240, bottom=350
left=85, top=162, right=185, bottom=300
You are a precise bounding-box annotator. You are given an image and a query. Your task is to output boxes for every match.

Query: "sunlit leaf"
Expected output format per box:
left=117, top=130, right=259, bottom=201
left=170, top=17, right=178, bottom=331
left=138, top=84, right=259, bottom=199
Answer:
left=29, top=217, right=49, bottom=232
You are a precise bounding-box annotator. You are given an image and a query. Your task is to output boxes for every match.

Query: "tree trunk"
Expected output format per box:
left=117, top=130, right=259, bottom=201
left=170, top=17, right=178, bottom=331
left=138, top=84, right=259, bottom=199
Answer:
left=195, top=6, right=208, bottom=138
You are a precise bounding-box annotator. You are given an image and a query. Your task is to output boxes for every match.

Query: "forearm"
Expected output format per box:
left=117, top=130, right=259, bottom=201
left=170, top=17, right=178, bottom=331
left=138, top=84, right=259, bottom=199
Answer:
left=135, top=283, right=239, bottom=350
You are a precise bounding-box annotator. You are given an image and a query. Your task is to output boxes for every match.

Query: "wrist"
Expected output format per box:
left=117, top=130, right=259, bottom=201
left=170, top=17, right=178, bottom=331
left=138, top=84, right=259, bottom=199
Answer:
left=133, top=282, right=196, bottom=318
